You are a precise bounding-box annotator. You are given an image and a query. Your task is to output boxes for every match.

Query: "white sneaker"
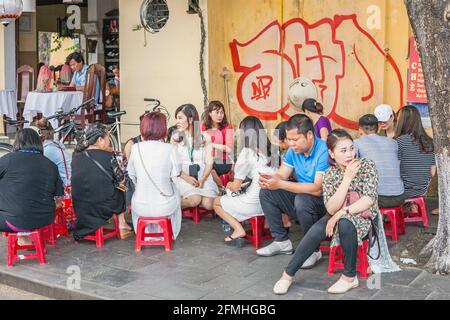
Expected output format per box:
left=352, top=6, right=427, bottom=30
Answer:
left=273, top=277, right=294, bottom=295
left=256, top=240, right=293, bottom=257
left=300, top=251, right=322, bottom=269
left=327, top=277, right=359, bottom=294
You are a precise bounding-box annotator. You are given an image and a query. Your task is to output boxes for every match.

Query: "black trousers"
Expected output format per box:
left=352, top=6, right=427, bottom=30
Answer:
left=0, top=214, right=17, bottom=233
left=285, top=216, right=362, bottom=278
left=259, top=189, right=327, bottom=246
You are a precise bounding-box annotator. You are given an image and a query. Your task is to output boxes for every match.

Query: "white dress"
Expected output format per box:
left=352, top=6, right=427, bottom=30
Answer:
left=220, top=148, right=276, bottom=221
left=127, top=141, right=182, bottom=239
left=173, top=138, right=218, bottom=198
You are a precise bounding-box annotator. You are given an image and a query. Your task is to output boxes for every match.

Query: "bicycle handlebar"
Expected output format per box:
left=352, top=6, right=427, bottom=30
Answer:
left=144, top=98, right=160, bottom=108
left=45, top=98, right=95, bottom=121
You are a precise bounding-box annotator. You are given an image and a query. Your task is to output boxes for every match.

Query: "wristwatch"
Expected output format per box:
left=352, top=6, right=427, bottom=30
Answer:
left=343, top=206, right=350, bottom=215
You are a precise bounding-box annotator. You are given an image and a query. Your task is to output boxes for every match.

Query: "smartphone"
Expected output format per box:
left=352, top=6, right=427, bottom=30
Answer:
left=258, top=172, right=273, bottom=179
left=189, top=164, right=201, bottom=180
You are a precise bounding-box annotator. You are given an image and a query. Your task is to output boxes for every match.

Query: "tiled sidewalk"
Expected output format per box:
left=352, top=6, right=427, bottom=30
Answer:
left=0, top=202, right=449, bottom=300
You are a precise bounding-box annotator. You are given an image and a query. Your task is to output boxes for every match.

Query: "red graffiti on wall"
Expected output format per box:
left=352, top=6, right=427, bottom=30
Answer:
left=230, top=14, right=404, bottom=129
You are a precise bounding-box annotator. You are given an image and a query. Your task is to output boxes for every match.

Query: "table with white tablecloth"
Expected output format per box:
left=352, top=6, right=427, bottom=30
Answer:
left=0, top=90, right=18, bottom=120
left=23, top=91, right=84, bottom=128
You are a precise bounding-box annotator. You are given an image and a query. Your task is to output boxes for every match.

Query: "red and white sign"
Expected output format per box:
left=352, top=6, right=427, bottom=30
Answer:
left=407, top=36, right=428, bottom=104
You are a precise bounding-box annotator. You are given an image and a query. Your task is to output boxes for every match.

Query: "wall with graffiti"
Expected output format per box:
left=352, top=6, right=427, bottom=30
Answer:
left=208, top=0, right=411, bottom=131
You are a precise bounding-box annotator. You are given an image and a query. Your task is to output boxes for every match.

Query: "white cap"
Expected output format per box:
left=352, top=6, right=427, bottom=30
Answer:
left=374, top=104, right=394, bottom=122
left=288, top=77, right=318, bottom=110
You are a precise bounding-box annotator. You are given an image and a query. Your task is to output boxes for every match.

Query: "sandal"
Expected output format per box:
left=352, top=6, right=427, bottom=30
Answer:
left=224, top=235, right=247, bottom=248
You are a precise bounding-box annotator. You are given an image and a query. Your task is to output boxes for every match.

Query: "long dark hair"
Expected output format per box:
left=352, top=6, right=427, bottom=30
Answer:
left=302, top=99, right=324, bottom=115
left=326, top=129, right=354, bottom=166
left=75, top=123, right=108, bottom=153
left=13, top=128, right=44, bottom=154
left=395, top=105, right=433, bottom=153
left=203, top=100, right=228, bottom=130
left=238, top=116, right=278, bottom=167
left=175, top=104, right=202, bottom=149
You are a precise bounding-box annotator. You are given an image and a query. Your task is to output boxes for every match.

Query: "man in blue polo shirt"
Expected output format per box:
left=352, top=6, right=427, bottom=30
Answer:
left=258, top=114, right=329, bottom=268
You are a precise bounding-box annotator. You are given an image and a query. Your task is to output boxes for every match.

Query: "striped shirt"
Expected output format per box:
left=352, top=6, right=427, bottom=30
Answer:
left=354, top=134, right=404, bottom=196
left=397, top=134, right=436, bottom=198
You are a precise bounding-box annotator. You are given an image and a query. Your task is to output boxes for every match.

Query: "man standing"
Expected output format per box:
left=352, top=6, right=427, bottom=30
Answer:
left=258, top=114, right=330, bottom=268
left=355, top=114, right=405, bottom=208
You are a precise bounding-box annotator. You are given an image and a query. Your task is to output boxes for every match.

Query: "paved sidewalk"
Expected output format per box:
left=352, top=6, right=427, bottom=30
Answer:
left=0, top=200, right=449, bottom=300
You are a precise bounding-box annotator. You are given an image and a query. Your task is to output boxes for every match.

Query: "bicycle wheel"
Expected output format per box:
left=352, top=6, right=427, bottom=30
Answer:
left=109, top=133, right=120, bottom=152
left=0, top=143, right=13, bottom=158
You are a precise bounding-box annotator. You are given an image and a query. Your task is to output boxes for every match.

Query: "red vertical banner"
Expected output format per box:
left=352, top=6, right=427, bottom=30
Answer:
left=407, top=37, right=428, bottom=104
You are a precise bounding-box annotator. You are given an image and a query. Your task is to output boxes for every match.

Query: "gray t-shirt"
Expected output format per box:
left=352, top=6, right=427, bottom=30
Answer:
left=354, top=134, right=404, bottom=196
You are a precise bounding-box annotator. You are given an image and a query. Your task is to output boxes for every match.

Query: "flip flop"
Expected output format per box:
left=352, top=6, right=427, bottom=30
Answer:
left=224, top=235, right=247, bottom=248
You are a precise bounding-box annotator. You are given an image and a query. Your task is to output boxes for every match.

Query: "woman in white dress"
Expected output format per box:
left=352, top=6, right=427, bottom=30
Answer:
left=173, top=104, right=218, bottom=210
left=127, top=112, right=183, bottom=239
left=214, top=116, right=278, bottom=246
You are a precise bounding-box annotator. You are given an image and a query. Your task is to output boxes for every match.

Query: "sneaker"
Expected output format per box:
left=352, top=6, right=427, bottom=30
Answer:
left=327, top=277, right=359, bottom=294
left=256, top=240, right=293, bottom=257
left=300, top=251, right=322, bottom=269
left=273, top=277, right=294, bottom=295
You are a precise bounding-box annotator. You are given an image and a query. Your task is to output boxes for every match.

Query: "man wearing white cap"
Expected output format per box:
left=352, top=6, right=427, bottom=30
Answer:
left=374, top=104, right=396, bottom=138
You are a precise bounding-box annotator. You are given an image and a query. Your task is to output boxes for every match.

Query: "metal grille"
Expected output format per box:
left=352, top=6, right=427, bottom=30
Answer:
left=140, top=0, right=169, bottom=34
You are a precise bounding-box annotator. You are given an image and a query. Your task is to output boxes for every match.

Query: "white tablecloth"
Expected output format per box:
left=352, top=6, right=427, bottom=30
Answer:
left=0, top=90, right=18, bottom=120
left=23, top=91, right=84, bottom=127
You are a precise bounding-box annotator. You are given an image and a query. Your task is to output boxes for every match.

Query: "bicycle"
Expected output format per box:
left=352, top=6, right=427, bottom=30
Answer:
left=44, top=98, right=95, bottom=148
left=144, top=98, right=170, bottom=121
left=0, top=119, right=30, bottom=158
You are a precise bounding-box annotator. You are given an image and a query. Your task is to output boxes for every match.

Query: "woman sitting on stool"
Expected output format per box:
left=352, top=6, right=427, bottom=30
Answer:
left=0, top=129, right=63, bottom=244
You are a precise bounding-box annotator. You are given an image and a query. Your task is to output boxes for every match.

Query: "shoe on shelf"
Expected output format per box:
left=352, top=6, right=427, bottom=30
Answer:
left=273, top=277, right=294, bottom=295
left=327, top=277, right=359, bottom=294
left=256, top=240, right=293, bottom=257
left=300, top=251, right=322, bottom=269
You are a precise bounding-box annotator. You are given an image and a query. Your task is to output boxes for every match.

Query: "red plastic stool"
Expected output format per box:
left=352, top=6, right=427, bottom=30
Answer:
left=327, top=239, right=370, bottom=279
left=403, top=196, right=429, bottom=227
left=380, top=206, right=405, bottom=241
left=84, top=214, right=121, bottom=248
left=54, top=207, right=69, bottom=238
left=6, top=229, right=47, bottom=267
left=182, top=206, right=215, bottom=224
left=242, top=216, right=272, bottom=249
left=135, top=216, right=174, bottom=252
left=220, top=172, right=232, bottom=187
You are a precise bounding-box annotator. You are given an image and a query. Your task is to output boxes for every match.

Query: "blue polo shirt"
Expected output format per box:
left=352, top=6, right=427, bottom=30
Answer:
left=283, top=137, right=330, bottom=183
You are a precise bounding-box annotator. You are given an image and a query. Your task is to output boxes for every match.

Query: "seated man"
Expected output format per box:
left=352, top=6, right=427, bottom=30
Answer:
left=66, top=52, right=101, bottom=109
left=258, top=114, right=329, bottom=269
left=67, top=52, right=88, bottom=91
left=354, top=114, right=405, bottom=208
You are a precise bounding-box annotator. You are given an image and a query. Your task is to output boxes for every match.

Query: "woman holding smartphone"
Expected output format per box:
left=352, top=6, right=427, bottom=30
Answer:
left=173, top=104, right=218, bottom=211
left=213, top=116, right=277, bottom=247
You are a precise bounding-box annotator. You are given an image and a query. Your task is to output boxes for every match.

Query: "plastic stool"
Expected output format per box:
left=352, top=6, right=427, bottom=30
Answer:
left=403, top=196, right=429, bottom=227
left=380, top=206, right=405, bottom=241
left=182, top=206, right=215, bottom=224
left=243, top=216, right=272, bottom=249
left=6, top=229, right=47, bottom=267
left=327, top=239, right=369, bottom=279
left=54, top=207, right=69, bottom=238
left=84, top=214, right=121, bottom=248
left=134, top=216, right=174, bottom=252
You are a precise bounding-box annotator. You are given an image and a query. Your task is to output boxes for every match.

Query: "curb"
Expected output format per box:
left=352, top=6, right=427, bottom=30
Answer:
left=0, top=269, right=105, bottom=300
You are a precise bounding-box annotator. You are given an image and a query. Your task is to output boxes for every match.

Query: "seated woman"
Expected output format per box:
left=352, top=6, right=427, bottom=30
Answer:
left=71, top=124, right=129, bottom=241
left=0, top=129, right=63, bottom=243
left=273, top=129, right=398, bottom=295
left=213, top=116, right=277, bottom=246
left=395, top=105, right=436, bottom=212
left=123, top=113, right=147, bottom=160
left=32, top=119, right=72, bottom=187
left=201, top=101, right=234, bottom=187
left=127, top=112, right=182, bottom=239
left=173, top=104, right=218, bottom=210
left=302, top=99, right=332, bottom=141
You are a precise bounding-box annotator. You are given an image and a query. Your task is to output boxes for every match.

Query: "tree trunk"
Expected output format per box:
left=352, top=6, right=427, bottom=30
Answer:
left=404, top=0, right=450, bottom=274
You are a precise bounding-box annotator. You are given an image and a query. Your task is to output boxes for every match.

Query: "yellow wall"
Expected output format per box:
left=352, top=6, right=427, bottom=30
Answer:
left=18, top=13, right=37, bottom=71
left=119, top=0, right=206, bottom=141
left=208, top=0, right=410, bottom=132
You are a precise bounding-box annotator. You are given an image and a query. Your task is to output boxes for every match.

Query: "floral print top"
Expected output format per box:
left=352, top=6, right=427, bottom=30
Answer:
left=322, top=158, right=379, bottom=247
